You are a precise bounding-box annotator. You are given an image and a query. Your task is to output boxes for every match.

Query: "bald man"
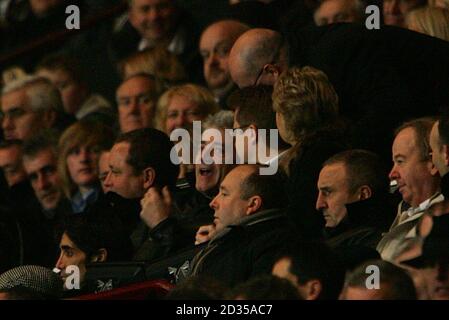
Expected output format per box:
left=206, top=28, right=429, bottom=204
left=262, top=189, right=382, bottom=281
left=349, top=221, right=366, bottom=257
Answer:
left=228, top=28, right=288, bottom=88
left=199, top=20, right=250, bottom=105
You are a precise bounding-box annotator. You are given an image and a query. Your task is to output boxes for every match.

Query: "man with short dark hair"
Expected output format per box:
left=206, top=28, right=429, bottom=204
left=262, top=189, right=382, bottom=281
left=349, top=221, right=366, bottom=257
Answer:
left=0, top=140, right=27, bottom=188
left=228, top=85, right=289, bottom=167
left=55, top=214, right=132, bottom=294
left=340, top=259, right=417, bottom=300
left=272, top=241, right=345, bottom=300
left=103, top=128, right=191, bottom=261
left=316, top=149, right=394, bottom=249
left=186, top=164, right=293, bottom=287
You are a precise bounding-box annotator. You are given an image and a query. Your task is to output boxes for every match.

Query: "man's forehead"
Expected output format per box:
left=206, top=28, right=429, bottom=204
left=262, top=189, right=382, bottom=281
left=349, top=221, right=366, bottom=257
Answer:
left=393, top=128, right=418, bottom=154
left=1, top=89, right=28, bottom=109
left=117, top=76, right=154, bottom=97
left=23, top=149, right=56, bottom=168
left=319, top=163, right=347, bottom=184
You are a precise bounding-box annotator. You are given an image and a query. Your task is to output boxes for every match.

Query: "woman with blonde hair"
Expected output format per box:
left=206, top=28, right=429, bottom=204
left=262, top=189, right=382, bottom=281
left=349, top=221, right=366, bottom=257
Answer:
left=406, top=7, right=449, bottom=41
left=118, top=46, right=187, bottom=84
left=155, top=84, right=220, bottom=135
left=58, top=120, right=114, bottom=213
left=272, top=66, right=347, bottom=239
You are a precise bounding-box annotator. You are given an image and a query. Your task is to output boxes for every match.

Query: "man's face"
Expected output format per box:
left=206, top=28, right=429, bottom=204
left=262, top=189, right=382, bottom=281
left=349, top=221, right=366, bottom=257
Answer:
left=314, top=0, right=360, bottom=26
left=383, top=0, right=423, bottom=27
left=129, top=0, right=177, bottom=42
left=420, top=262, right=449, bottom=300
left=55, top=232, right=88, bottom=289
left=29, top=0, right=61, bottom=16
left=66, top=145, right=100, bottom=189
left=165, top=94, right=203, bottom=135
left=199, top=24, right=236, bottom=91
left=195, top=129, right=228, bottom=195
left=23, top=149, right=62, bottom=210
left=0, top=145, right=27, bottom=187
left=430, top=122, right=449, bottom=177
left=1, top=89, right=43, bottom=141
left=37, top=68, right=87, bottom=116
left=316, top=163, right=359, bottom=228
left=389, top=127, right=437, bottom=207
left=117, top=76, right=156, bottom=133
left=209, top=166, right=252, bottom=233
left=98, top=151, right=111, bottom=194
left=341, top=285, right=392, bottom=300
left=104, top=142, right=145, bottom=199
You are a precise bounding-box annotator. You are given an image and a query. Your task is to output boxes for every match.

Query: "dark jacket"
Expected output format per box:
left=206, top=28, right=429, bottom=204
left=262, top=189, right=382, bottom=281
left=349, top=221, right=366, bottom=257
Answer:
left=325, top=194, right=397, bottom=250
left=286, top=126, right=348, bottom=240
left=286, top=24, right=449, bottom=161
left=188, top=209, right=294, bottom=287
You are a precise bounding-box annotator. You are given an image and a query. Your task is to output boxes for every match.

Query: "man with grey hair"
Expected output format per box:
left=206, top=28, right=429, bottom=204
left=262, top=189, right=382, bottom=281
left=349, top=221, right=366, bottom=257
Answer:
left=228, top=28, right=288, bottom=88
left=1, top=76, right=68, bottom=141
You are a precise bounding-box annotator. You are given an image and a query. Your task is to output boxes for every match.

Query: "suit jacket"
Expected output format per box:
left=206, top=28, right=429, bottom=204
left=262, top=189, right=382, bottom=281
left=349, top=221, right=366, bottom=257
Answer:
left=286, top=23, right=449, bottom=161
left=188, top=209, right=294, bottom=287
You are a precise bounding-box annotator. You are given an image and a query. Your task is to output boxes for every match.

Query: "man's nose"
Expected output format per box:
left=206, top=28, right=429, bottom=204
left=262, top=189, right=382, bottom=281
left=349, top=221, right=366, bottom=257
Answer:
left=36, top=173, right=50, bottom=190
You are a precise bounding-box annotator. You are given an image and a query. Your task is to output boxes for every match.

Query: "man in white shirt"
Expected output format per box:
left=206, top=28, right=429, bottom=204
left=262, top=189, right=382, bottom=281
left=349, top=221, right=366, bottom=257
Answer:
left=377, top=118, right=443, bottom=261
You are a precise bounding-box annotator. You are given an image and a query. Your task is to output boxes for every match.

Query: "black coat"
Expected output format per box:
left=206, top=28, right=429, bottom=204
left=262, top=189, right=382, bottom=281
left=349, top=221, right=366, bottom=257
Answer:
left=188, top=209, right=294, bottom=287
left=286, top=24, right=449, bottom=161
left=286, top=127, right=348, bottom=239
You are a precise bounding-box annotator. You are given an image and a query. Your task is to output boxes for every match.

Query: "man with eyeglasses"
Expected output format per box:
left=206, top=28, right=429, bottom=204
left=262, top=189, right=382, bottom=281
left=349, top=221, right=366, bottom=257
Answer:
left=228, top=28, right=288, bottom=89
left=1, top=76, right=61, bottom=141
left=116, top=73, right=161, bottom=133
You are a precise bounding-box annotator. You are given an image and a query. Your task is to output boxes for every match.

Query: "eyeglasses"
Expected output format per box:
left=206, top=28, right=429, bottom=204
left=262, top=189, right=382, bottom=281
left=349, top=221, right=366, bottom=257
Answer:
left=252, top=36, right=285, bottom=87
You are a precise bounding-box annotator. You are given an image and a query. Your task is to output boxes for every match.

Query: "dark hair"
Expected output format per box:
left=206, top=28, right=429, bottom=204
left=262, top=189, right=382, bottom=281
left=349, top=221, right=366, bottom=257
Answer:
left=228, top=274, right=301, bottom=300
left=36, top=54, right=86, bottom=84
left=344, top=259, right=417, bottom=300
left=323, top=149, right=389, bottom=195
left=227, top=85, right=276, bottom=130
left=22, top=131, right=58, bottom=160
left=165, top=275, right=228, bottom=300
left=394, top=117, right=435, bottom=161
left=239, top=165, right=288, bottom=210
left=115, top=128, right=179, bottom=188
left=0, top=139, right=22, bottom=150
left=277, top=241, right=345, bottom=300
left=59, top=214, right=132, bottom=262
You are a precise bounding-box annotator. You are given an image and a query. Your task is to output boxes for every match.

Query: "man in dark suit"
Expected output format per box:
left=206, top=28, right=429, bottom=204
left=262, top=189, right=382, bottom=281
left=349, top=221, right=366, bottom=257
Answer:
left=228, top=24, right=449, bottom=161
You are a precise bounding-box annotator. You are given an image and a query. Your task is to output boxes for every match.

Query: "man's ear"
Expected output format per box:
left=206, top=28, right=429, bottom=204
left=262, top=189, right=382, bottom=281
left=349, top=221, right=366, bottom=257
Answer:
left=90, top=248, right=108, bottom=263
left=264, top=64, right=282, bottom=80
left=246, top=195, right=262, bottom=215
left=248, top=124, right=258, bottom=143
left=302, top=279, right=322, bottom=300
left=143, top=167, right=156, bottom=189
left=427, top=159, right=439, bottom=176
left=358, top=185, right=372, bottom=201
left=42, top=110, right=56, bottom=128
left=443, top=145, right=449, bottom=166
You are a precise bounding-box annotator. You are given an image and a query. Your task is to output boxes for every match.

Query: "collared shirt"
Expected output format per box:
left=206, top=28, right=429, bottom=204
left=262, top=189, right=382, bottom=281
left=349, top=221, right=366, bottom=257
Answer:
left=71, top=187, right=100, bottom=214
left=398, top=193, right=445, bottom=225
left=138, top=27, right=186, bottom=56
